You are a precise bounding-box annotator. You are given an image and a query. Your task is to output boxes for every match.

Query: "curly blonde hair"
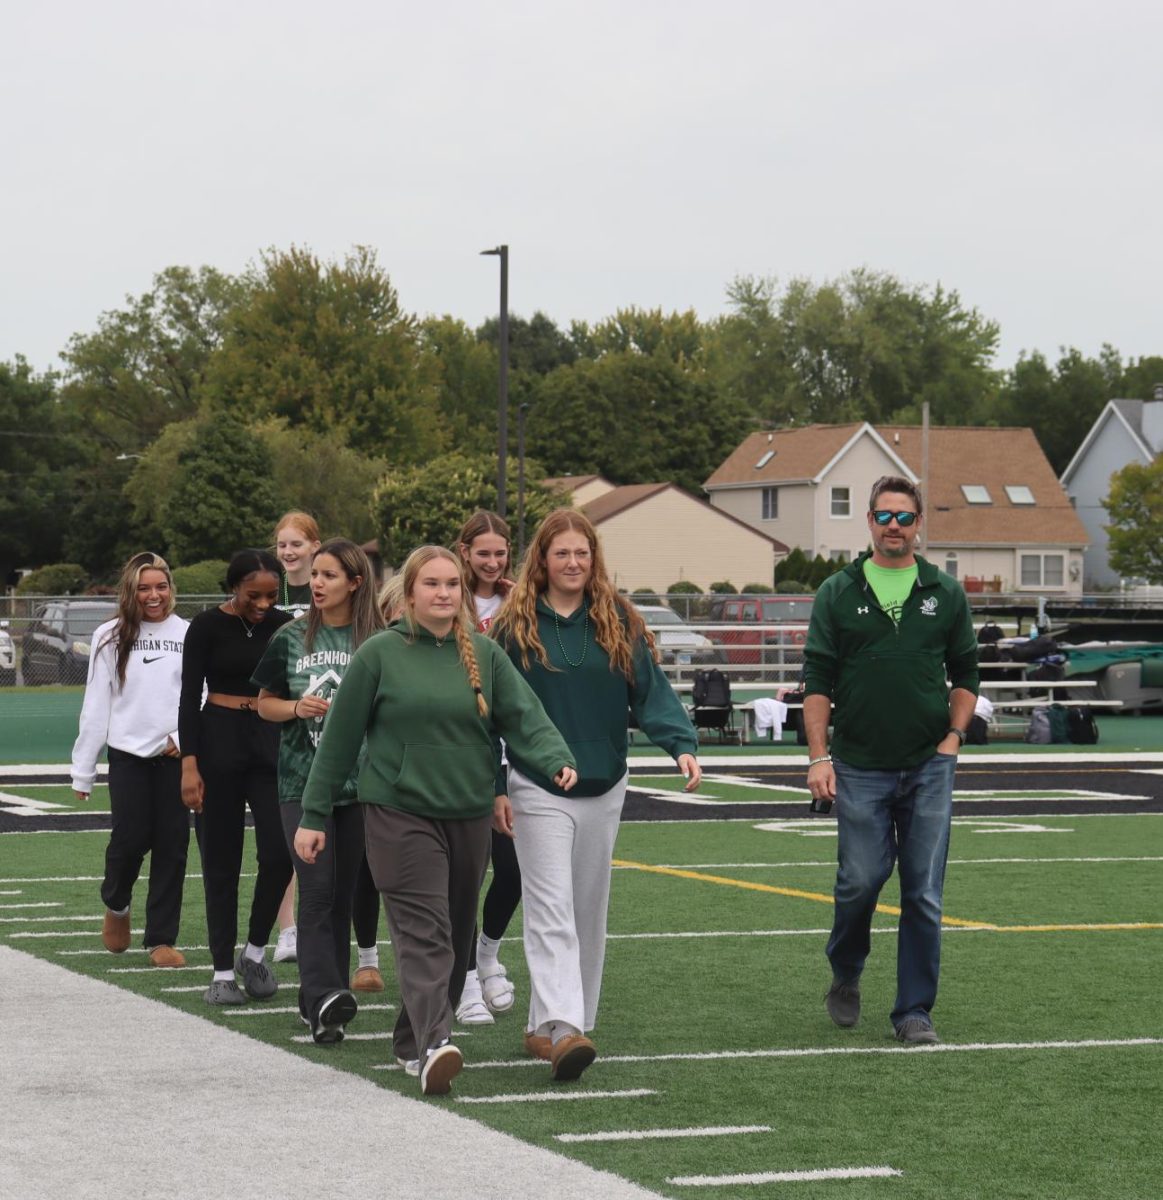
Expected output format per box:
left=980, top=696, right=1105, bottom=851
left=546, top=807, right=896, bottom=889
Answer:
left=490, top=508, right=657, bottom=678
left=401, top=545, right=488, bottom=717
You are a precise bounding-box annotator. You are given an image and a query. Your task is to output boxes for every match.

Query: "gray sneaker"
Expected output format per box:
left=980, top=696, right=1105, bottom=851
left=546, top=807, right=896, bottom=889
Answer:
left=825, top=978, right=861, bottom=1027
left=896, top=1016, right=940, bottom=1045
left=204, top=979, right=246, bottom=1006
left=234, top=951, right=277, bottom=1000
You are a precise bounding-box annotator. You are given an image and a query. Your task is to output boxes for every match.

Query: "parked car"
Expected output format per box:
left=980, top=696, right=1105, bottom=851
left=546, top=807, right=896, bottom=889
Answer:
left=21, top=600, right=117, bottom=685
left=633, top=604, right=726, bottom=674
left=707, top=594, right=815, bottom=679
left=0, top=620, right=15, bottom=687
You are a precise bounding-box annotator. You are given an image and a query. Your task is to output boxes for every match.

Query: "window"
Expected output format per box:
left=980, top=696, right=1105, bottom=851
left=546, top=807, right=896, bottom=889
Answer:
left=830, top=486, right=851, bottom=517
left=961, top=485, right=992, bottom=504
left=755, top=449, right=775, bottom=469
left=944, top=552, right=958, bottom=579
left=1020, top=553, right=1065, bottom=588
left=1005, top=485, right=1035, bottom=505
left=761, top=487, right=778, bottom=520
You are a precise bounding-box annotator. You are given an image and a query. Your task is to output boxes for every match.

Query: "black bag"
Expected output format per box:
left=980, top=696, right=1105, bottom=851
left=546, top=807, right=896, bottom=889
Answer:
left=1028, top=662, right=1065, bottom=682
left=978, top=643, right=1001, bottom=664
left=1009, top=635, right=1059, bottom=663
left=782, top=688, right=808, bottom=745
left=977, top=622, right=1005, bottom=645
left=1067, top=707, right=1099, bottom=744
left=692, top=668, right=730, bottom=708
left=966, top=714, right=990, bottom=744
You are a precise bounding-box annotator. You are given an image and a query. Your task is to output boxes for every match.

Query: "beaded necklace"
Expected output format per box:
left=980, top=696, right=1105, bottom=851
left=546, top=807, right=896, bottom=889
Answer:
left=552, top=603, right=589, bottom=668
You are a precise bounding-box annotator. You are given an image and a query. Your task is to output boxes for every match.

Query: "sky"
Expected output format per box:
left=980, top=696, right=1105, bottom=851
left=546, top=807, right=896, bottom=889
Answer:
left=3, top=0, right=1161, bottom=377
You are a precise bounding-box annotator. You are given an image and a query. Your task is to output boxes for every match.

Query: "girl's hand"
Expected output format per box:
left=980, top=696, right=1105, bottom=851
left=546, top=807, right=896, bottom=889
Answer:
left=295, top=695, right=331, bottom=720
left=162, top=736, right=180, bottom=758
left=493, top=794, right=514, bottom=837
left=555, top=766, right=578, bottom=792
left=677, top=754, right=701, bottom=793
left=181, top=761, right=204, bottom=813
left=294, top=828, right=326, bottom=864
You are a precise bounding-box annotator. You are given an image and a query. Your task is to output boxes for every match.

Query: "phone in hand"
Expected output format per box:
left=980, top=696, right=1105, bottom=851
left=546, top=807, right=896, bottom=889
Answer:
left=809, top=796, right=833, bottom=815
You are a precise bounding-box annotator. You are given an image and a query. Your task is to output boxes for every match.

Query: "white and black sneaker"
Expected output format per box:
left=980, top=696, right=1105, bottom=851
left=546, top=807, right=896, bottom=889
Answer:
left=420, top=1042, right=463, bottom=1095
left=313, top=989, right=358, bottom=1045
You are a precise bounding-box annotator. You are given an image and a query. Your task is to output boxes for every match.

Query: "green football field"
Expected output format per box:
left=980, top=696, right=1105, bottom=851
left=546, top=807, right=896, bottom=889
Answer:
left=2, top=767, right=1160, bottom=1199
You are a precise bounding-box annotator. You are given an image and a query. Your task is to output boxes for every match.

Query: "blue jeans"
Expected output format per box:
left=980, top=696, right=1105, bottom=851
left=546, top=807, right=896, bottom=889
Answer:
left=826, top=752, right=956, bottom=1027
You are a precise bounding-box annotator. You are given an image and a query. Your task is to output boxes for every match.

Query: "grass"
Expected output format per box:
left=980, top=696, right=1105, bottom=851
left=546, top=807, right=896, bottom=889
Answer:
left=2, top=772, right=1161, bottom=1198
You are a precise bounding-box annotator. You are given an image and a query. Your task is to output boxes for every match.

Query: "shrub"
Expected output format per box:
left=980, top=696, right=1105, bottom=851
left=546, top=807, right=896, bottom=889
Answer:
left=171, top=560, right=229, bottom=596
left=16, top=563, right=88, bottom=596
left=708, top=581, right=737, bottom=594
left=741, top=583, right=770, bottom=594
left=775, top=580, right=808, bottom=593
left=666, top=581, right=702, bottom=595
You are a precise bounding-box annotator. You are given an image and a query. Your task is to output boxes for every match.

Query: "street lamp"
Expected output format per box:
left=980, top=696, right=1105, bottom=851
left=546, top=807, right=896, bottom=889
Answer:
left=480, top=244, right=509, bottom=517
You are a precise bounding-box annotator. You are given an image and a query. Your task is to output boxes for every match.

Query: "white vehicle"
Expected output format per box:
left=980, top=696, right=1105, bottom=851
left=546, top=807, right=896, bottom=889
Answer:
left=0, top=620, right=15, bottom=687
left=633, top=605, right=724, bottom=670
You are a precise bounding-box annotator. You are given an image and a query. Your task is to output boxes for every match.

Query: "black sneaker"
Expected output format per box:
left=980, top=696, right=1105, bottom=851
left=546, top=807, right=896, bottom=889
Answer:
left=895, top=1016, right=940, bottom=1045
left=313, top=989, right=358, bottom=1045
left=824, top=978, right=861, bottom=1027
left=234, top=950, right=277, bottom=1000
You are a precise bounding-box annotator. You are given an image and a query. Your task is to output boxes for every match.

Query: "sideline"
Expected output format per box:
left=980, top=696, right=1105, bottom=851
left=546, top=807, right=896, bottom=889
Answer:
left=0, top=945, right=660, bottom=1200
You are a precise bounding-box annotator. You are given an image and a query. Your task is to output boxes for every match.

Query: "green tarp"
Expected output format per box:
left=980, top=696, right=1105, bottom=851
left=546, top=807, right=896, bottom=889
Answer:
left=1064, top=645, right=1163, bottom=678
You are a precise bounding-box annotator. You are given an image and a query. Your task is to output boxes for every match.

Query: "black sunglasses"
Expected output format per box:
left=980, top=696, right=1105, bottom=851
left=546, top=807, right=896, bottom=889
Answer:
left=871, top=509, right=918, bottom=527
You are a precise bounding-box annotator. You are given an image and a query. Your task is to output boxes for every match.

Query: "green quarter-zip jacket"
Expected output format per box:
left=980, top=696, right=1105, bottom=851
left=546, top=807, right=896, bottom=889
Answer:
left=299, top=623, right=574, bottom=831
left=802, top=551, right=979, bottom=770
left=497, top=597, right=698, bottom=797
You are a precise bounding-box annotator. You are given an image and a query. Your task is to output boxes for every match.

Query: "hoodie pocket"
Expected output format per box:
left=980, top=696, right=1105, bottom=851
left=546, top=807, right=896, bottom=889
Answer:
left=393, top=743, right=494, bottom=805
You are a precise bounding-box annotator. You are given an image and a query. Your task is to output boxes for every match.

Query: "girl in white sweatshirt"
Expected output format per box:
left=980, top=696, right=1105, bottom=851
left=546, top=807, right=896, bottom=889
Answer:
left=71, top=553, right=190, bottom=966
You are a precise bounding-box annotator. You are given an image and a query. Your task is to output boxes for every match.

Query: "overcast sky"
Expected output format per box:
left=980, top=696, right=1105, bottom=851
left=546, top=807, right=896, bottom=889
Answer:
left=3, top=1, right=1160, bottom=377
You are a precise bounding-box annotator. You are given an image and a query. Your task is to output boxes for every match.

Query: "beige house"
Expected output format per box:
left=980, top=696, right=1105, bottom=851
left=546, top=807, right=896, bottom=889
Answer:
left=705, top=423, right=1089, bottom=595
left=547, top=477, right=786, bottom=592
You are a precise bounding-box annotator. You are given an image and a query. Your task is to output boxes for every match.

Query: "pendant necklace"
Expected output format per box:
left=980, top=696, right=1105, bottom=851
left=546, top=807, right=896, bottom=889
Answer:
left=231, top=596, right=256, bottom=639
left=553, top=605, right=588, bottom=668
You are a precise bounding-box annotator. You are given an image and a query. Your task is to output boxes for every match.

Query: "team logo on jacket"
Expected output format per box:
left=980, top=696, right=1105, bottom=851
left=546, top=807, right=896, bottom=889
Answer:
left=920, top=597, right=938, bottom=616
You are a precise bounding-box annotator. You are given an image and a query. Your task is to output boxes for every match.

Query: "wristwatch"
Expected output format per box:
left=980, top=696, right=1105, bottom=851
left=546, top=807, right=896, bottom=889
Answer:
left=946, top=727, right=967, bottom=745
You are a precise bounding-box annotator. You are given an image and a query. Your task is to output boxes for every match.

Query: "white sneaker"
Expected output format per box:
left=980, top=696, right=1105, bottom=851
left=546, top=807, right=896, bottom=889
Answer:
left=273, top=926, right=297, bottom=963
left=420, top=1043, right=463, bottom=1095
left=455, top=969, right=494, bottom=1025
left=396, top=1056, right=420, bottom=1077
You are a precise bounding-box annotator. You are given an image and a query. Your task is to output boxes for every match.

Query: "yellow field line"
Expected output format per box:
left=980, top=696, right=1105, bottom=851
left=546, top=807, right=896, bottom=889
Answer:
left=611, top=859, right=1163, bottom=934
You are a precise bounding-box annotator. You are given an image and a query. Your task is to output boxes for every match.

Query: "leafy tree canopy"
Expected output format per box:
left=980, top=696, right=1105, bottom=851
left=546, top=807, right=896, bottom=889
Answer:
left=1104, top=457, right=1163, bottom=585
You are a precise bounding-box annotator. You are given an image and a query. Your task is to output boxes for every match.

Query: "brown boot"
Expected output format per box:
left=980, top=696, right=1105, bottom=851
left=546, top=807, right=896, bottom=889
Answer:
left=549, top=1034, right=596, bottom=1082
left=102, top=909, right=131, bottom=954
left=148, top=945, right=187, bottom=968
left=351, top=966, right=385, bottom=993
left=523, top=1030, right=552, bottom=1060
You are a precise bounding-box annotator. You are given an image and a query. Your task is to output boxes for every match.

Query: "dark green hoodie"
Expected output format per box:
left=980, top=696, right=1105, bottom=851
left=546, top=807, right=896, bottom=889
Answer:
left=802, top=551, right=979, bottom=769
left=497, top=597, right=698, bottom=797
left=299, top=623, right=574, bottom=830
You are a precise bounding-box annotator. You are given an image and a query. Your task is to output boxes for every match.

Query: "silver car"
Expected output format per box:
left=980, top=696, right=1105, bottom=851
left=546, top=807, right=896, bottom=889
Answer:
left=0, top=620, right=15, bottom=687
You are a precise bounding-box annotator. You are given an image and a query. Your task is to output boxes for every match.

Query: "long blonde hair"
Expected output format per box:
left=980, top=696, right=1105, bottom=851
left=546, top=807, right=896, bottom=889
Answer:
left=490, top=508, right=657, bottom=678
left=456, top=510, right=513, bottom=596
left=401, top=546, right=488, bottom=717
left=99, top=552, right=177, bottom=689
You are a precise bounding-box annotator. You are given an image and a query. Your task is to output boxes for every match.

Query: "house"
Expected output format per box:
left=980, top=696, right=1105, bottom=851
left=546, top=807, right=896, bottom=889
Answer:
left=704, top=423, right=1089, bottom=594
left=543, top=474, right=617, bottom=508
left=549, top=478, right=787, bottom=592
left=1060, top=392, right=1163, bottom=589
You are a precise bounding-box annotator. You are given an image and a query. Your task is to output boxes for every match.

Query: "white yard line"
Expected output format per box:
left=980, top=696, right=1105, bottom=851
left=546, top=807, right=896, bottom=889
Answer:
left=0, top=901, right=61, bottom=910
left=457, top=1089, right=656, bottom=1105
left=556, top=1124, right=771, bottom=1144
left=0, top=914, right=109, bottom=922
left=221, top=1004, right=396, bottom=1017
left=670, top=1165, right=902, bottom=1186
left=8, top=929, right=143, bottom=938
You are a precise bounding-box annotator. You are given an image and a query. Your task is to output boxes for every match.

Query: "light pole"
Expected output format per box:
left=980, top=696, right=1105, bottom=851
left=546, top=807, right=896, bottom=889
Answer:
left=480, top=244, right=509, bottom=517
left=517, top=402, right=530, bottom=560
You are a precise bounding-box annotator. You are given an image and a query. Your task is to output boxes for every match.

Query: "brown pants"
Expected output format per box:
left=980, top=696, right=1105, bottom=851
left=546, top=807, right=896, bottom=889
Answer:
left=363, top=805, right=492, bottom=1061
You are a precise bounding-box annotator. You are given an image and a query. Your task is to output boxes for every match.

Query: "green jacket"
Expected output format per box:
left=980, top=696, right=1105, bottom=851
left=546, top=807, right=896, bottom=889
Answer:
left=802, top=552, right=979, bottom=769
left=497, top=597, right=698, bottom=797
left=299, top=623, right=575, bottom=830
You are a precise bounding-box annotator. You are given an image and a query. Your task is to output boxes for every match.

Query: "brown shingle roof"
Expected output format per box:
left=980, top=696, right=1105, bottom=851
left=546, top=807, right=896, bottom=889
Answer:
left=543, top=474, right=605, bottom=495
left=703, top=424, right=870, bottom=488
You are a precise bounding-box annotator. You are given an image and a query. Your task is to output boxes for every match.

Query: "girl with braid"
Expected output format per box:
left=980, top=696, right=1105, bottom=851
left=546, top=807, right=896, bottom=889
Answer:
left=295, top=546, right=576, bottom=1096
left=491, top=509, right=701, bottom=1082
left=455, top=510, right=520, bottom=1025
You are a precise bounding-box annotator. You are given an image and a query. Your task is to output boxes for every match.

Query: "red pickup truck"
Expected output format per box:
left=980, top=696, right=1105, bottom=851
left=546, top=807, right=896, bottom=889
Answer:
left=706, top=595, right=814, bottom=681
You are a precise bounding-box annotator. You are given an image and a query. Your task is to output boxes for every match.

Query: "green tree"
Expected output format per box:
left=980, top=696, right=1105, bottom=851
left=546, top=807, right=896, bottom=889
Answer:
left=419, top=316, right=499, bottom=446
left=477, top=311, right=578, bottom=375
left=1104, top=457, right=1163, bottom=584
left=372, top=452, right=557, bottom=566
left=160, top=416, right=284, bottom=563
left=203, top=245, right=444, bottom=462
left=59, top=265, right=245, bottom=453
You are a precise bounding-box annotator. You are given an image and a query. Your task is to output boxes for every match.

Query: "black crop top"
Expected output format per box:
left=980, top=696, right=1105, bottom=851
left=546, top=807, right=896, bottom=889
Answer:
left=178, top=606, right=293, bottom=756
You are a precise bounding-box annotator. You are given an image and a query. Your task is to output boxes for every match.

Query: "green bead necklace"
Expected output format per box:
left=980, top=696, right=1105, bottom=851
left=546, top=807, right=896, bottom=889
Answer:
left=553, top=604, right=589, bottom=668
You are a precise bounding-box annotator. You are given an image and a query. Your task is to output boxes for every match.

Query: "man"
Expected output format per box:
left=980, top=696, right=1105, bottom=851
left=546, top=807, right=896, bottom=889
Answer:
left=803, top=475, right=979, bottom=1044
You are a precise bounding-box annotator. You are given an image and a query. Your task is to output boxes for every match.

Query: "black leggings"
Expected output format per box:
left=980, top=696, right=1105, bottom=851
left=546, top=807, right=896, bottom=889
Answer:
left=351, top=853, right=381, bottom=950
left=193, top=707, right=293, bottom=971
left=468, top=829, right=522, bottom=970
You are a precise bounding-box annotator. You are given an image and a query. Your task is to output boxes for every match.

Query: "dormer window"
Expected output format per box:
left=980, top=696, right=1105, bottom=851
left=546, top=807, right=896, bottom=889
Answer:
left=961, top=485, right=992, bottom=504
left=1005, top=485, right=1035, bottom=505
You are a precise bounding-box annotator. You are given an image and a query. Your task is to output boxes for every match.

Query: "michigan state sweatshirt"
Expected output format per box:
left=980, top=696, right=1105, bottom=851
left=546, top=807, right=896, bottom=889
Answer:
left=299, top=624, right=574, bottom=830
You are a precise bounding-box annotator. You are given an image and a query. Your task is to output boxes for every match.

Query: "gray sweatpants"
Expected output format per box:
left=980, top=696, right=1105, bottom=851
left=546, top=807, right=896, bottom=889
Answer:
left=509, top=767, right=627, bottom=1037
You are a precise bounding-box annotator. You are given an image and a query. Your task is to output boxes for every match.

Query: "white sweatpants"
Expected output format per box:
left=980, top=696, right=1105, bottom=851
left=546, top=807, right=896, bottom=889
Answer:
left=508, top=766, right=627, bottom=1037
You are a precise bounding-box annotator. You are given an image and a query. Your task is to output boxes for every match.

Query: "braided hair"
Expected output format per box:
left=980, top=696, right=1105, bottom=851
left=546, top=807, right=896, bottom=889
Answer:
left=401, top=545, right=488, bottom=717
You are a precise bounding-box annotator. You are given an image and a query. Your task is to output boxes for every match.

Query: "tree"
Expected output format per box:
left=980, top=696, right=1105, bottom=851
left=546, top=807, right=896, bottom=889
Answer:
left=1104, top=457, right=1163, bottom=584
left=372, top=452, right=557, bottom=566
left=202, top=246, right=444, bottom=463
left=59, top=265, right=246, bottom=453
left=476, top=311, right=578, bottom=376
left=419, top=316, right=499, bottom=446
left=160, top=416, right=284, bottom=563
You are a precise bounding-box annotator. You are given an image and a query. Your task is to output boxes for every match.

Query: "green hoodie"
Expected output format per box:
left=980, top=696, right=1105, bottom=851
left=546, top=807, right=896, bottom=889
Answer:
left=497, top=597, right=698, bottom=797
left=802, top=551, right=979, bottom=769
left=299, top=623, right=575, bottom=830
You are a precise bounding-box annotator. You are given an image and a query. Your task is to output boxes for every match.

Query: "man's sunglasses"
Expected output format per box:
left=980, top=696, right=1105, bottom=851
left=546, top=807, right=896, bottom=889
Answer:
left=871, top=509, right=918, bottom=527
